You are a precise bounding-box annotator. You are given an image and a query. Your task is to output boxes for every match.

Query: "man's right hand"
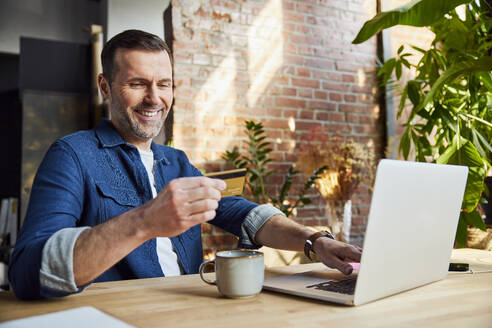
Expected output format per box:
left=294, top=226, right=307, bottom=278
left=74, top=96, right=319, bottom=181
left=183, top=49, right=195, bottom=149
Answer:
left=139, top=176, right=226, bottom=238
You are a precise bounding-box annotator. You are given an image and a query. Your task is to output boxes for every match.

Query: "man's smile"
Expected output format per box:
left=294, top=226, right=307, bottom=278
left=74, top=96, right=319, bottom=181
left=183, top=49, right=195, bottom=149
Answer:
left=135, top=109, right=161, bottom=117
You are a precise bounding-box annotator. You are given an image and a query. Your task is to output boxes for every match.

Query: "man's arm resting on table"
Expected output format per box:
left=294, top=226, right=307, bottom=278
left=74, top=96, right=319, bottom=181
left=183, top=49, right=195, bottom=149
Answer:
left=72, top=176, right=226, bottom=287
left=254, top=214, right=361, bottom=275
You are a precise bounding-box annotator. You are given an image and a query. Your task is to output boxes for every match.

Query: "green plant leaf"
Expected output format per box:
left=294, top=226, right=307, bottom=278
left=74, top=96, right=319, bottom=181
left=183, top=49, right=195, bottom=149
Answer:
left=352, top=0, right=473, bottom=44
left=397, top=45, right=404, bottom=55
left=462, top=209, right=487, bottom=231
left=438, top=136, right=487, bottom=211
left=300, top=197, right=311, bottom=205
left=416, top=57, right=492, bottom=114
left=478, top=72, right=492, bottom=92
left=455, top=214, right=468, bottom=248
left=474, top=130, right=492, bottom=154
left=407, top=81, right=421, bottom=106
left=400, top=128, right=411, bottom=159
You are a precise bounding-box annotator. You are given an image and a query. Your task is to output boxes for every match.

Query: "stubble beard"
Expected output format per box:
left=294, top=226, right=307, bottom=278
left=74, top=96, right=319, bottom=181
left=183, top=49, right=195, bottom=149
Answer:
left=111, top=94, right=166, bottom=141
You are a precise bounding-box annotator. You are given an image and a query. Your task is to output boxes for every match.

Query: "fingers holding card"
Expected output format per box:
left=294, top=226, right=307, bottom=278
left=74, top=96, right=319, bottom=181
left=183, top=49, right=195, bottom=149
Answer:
left=205, top=168, right=246, bottom=197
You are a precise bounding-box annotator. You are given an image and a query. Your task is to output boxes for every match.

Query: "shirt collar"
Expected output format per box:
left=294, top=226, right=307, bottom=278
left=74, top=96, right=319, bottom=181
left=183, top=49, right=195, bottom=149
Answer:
left=95, top=119, right=170, bottom=165
left=95, top=119, right=126, bottom=148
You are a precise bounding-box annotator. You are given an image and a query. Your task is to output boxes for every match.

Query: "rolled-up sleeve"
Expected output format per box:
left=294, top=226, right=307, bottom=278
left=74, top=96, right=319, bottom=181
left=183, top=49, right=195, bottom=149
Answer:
left=240, top=204, right=283, bottom=248
left=40, top=227, right=90, bottom=294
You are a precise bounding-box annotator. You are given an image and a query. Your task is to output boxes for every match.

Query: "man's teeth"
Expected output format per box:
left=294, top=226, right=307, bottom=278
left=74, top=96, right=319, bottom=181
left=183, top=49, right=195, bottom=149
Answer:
left=138, top=110, right=159, bottom=117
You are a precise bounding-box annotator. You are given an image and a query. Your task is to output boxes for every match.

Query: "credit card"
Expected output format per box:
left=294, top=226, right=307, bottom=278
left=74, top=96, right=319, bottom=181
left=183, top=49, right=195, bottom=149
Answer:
left=205, top=168, right=247, bottom=197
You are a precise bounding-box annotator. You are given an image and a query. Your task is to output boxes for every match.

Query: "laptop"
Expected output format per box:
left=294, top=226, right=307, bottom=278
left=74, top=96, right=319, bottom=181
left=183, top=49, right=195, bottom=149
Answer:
left=263, top=159, right=468, bottom=306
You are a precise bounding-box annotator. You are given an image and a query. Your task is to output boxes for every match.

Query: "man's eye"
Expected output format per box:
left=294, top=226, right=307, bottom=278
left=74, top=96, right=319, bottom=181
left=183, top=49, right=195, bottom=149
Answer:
left=159, top=83, right=171, bottom=88
left=129, top=83, right=144, bottom=87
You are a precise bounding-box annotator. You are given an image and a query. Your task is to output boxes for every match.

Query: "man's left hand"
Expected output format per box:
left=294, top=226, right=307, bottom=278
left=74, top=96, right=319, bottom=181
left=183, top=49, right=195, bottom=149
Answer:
left=313, top=238, right=362, bottom=275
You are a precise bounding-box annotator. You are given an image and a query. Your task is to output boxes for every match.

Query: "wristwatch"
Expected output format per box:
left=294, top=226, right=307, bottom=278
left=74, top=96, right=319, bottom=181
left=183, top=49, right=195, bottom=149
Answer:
left=304, top=230, right=335, bottom=261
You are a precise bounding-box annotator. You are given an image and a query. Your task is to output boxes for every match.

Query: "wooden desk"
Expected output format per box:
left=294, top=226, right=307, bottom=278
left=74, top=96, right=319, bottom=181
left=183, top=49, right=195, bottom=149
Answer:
left=1, top=249, right=491, bottom=327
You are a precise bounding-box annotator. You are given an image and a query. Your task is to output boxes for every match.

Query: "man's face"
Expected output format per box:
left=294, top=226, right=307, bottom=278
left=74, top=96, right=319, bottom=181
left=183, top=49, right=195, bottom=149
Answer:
left=102, top=48, right=173, bottom=148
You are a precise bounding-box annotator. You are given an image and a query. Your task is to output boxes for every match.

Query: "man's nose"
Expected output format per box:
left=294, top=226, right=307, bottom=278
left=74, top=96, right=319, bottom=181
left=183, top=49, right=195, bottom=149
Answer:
left=145, top=85, right=161, bottom=105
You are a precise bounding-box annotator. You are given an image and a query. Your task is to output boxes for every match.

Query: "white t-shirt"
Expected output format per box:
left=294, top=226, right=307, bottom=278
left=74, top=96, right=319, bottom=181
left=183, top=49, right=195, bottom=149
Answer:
left=138, top=148, right=182, bottom=277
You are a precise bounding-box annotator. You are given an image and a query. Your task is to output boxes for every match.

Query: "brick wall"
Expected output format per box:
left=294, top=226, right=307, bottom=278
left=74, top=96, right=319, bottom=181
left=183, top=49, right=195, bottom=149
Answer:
left=171, top=0, right=384, bottom=256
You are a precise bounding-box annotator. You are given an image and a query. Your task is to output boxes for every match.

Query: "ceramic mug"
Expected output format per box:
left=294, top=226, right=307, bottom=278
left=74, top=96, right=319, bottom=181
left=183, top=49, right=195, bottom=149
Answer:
left=199, top=250, right=264, bottom=298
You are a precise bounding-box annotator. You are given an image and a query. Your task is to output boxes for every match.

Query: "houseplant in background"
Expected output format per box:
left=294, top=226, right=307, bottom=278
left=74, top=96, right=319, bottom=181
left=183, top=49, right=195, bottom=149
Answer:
left=222, top=120, right=328, bottom=218
left=296, top=128, right=376, bottom=242
left=353, top=0, right=492, bottom=246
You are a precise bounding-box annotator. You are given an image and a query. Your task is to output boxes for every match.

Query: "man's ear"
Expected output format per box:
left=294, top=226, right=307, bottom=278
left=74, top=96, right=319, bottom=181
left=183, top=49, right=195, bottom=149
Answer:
left=98, top=74, right=111, bottom=100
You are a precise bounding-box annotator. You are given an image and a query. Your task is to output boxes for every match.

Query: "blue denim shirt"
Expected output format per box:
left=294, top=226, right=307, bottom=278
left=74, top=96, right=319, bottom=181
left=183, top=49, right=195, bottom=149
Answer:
left=9, top=119, right=259, bottom=300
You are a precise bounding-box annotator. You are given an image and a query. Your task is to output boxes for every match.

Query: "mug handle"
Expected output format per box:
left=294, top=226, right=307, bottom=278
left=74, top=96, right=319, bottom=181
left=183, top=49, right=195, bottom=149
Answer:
left=199, top=259, right=216, bottom=285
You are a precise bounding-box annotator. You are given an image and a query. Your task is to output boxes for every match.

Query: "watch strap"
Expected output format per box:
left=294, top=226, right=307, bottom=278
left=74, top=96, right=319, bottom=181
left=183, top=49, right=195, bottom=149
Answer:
left=303, top=230, right=335, bottom=260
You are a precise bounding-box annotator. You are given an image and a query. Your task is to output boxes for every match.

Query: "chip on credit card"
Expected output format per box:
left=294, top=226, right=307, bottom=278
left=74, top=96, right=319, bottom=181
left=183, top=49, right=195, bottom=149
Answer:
left=205, top=168, right=247, bottom=197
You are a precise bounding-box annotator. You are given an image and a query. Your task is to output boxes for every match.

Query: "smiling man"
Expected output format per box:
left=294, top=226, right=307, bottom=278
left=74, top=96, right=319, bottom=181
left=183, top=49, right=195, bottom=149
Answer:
left=8, top=30, right=361, bottom=300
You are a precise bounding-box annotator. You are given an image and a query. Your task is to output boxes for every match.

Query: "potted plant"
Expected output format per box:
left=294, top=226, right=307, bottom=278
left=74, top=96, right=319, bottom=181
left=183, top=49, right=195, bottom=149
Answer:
left=353, top=0, right=492, bottom=246
left=296, top=128, right=376, bottom=242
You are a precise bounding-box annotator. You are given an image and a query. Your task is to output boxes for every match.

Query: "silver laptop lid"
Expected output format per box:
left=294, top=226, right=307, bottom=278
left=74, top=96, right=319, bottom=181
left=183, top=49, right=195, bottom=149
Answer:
left=354, top=160, right=468, bottom=305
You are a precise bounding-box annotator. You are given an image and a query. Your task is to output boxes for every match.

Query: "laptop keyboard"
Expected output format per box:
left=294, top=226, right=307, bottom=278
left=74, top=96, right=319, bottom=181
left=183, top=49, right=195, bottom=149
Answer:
left=306, top=278, right=357, bottom=295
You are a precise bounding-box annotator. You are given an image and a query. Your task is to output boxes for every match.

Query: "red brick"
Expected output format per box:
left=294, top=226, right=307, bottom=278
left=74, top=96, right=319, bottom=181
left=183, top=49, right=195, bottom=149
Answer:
left=297, top=208, right=325, bottom=217
left=327, top=72, right=342, bottom=81
left=276, top=142, right=294, bottom=151
left=322, top=82, right=351, bottom=92
left=346, top=113, right=358, bottom=123
left=336, top=61, right=362, bottom=72
left=342, top=74, right=356, bottom=83
left=353, top=125, right=377, bottom=134
left=285, top=55, right=304, bottom=65
left=283, top=2, right=295, bottom=10
left=267, top=108, right=283, bottom=117
left=329, top=112, right=345, bottom=122
left=300, top=110, right=314, bottom=120
left=340, top=104, right=371, bottom=113
left=282, top=65, right=295, bottom=75
left=296, top=25, right=311, bottom=34
left=292, top=78, right=320, bottom=89
left=264, top=118, right=288, bottom=129
left=298, top=46, right=313, bottom=56
left=297, top=3, right=314, bottom=13
left=173, top=52, right=192, bottom=64
left=174, top=77, right=191, bottom=87
left=297, top=67, right=311, bottom=77
left=284, top=109, right=299, bottom=118
left=360, top=115, right=374, bottom=124
left=270, top=152, right=284, bottom=162
left=266, top=130, right=282, bottom=139
left=249, top=106, right=267, bottom=116
left=291, top=34, right=322, bottom=46
left=277, top=97, right=307, bottom=108
left=268, top=86, right=282, bottom=96
left=308, top=100, right=336, bottom=111
left=316, top=111, right=329, bottom=120
left=352, top=85, right=374, bottom=93
left=295, top=120, right=322, bottom=131
left=284, top=11, right=305, bottom=23
left=299, top=89, right=313, bottom=98
left=326, top=123, right=351, bottom=134
left=329, top=92, right=342, bottom=102
left=283, top=87, right=297, bottom=96
left=206, top=234, right=237, bottom=247
left=274, top=76, right=290, bottom=85
left=315, top=91, right=327, bottom=99
left=304, top=58, right=334, bottom=70
left=358, top=94, right=375, bottom=103
left=312, top=70, right=328, bottom=79
left=344, top=94, right=357, bottom=102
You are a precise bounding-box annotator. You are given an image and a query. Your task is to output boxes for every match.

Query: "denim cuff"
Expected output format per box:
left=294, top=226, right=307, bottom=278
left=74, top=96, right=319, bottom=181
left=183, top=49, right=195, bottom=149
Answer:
left=240, top=204, right=283, bottom=248
left=40, top=227, right=90, bottom=293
